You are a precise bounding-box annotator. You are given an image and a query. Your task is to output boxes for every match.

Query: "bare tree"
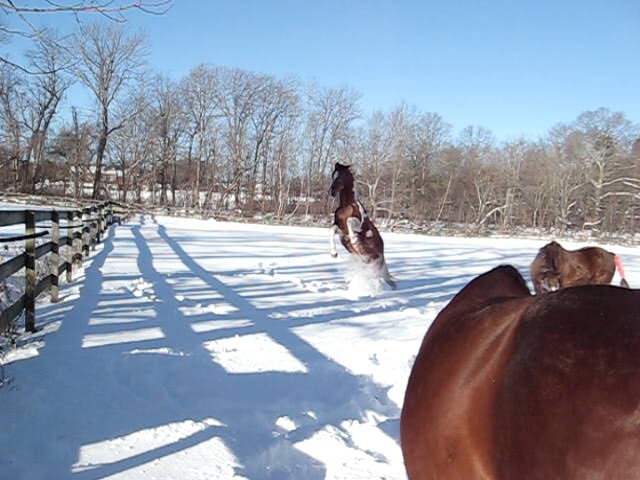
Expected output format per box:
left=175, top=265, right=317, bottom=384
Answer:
left=147, top=74, right=182, bottom=205
left=21, top=36, right=71, bottom=192
left=109, top=91, right=154, bottom=203
left=509, top=140, right=551, bottom=228
left=573, top=109, right=640, bottom=230
left=454, top=126, right=498, bottom=225
left=214, top=67, right=265, bottom=207
left=180, top=64, right=219, bottom=209
left=0, top=63, right=23, bottom=189
left=248, top=76, right=299, bottom=208
left=73, top=23, right=147, bottom=199
left=272, top=113, right=301, bottom=218
left=0, top=1, right=170, bottom=73
left=303, top=84, right=360, bottom=214
left=354, top=111, right=393, bottom=218
left=351, top=109, right=406, bottom=220
left=52, top=107, right=94, bottom=198
left=406, top=112, right=452, bottom=219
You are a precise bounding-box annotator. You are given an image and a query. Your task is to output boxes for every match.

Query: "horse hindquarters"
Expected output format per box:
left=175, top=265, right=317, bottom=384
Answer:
left=401, top=267, right=533, bottom=479
left=401, top=298, right=531, bottom=479
left=361, top=225, right=395, bottom=289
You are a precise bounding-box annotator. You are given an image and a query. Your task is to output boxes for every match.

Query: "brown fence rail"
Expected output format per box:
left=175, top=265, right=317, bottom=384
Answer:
left=0, top=201, right=129, bottom=334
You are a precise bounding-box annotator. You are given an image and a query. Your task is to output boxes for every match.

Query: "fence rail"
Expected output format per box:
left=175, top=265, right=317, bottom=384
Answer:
left=0, top=201, right=129, bottom=334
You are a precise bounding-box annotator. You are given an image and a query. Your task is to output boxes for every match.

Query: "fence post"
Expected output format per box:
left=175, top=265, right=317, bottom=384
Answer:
left=90, top=206, right=97, bottom=251
left=97, top=204, right=103, bottom=244
left=103, top=203, right=110, bottom=232
left=66, top=211, right=74, bottom=283
left=82, top=208, right=90, bottom=257
left=25, top=210, right=36, bottom=332
left=74, top=210, right=83, bottom=269
left=50, top=210, right=59, bottom=303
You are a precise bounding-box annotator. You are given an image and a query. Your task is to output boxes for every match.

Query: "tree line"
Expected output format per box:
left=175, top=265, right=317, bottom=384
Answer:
left=1, top=22, right=639, bottom=234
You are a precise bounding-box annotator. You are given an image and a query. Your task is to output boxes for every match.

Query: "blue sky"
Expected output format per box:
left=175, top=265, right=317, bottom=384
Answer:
left=8, top=0, right=640, bottom=141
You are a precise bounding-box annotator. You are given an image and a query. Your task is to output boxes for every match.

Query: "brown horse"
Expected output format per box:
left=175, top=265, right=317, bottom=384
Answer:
left=530, top=240, right=629, bottom=294
left=401, top=265, right=640, bottom=479
left=329, top=162, right=396, bottom=289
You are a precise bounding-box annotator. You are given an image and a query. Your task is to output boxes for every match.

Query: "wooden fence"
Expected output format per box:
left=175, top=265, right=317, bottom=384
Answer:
left=0, top=201, right=128, bottom=334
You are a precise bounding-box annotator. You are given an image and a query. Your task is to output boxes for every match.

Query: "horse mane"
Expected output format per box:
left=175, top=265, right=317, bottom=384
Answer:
left=542, top=241, right=562, bottom=272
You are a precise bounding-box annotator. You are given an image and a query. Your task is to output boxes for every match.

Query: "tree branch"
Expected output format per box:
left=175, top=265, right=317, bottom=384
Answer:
left=1, top=1, right=172, bottom=15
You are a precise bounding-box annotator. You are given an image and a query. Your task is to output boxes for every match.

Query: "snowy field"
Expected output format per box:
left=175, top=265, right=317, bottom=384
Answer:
left=1, top=214, right=639, bottom=480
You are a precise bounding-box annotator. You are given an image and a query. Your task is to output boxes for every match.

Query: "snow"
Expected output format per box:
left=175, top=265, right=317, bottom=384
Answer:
left=1, top=214, right=639, bottom=479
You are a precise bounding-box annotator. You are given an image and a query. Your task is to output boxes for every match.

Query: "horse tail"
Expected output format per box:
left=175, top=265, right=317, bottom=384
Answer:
left=380, top=258, right=397, bottom=290
left=614, top=255, right=629, bottom=288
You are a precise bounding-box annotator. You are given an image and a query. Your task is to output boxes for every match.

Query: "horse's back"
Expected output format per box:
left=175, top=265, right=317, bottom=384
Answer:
left=497, top=285, right=640, bottom=479
left=578, top=246, right=616, bottom=283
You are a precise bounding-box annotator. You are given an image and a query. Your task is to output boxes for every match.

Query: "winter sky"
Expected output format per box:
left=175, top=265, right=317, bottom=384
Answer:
left=4, top=0, right=640, bottom=140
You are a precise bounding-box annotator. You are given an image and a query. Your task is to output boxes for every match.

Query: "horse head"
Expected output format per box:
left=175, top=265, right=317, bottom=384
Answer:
left=530, top=241, right=564, bottom=294
left=329, top=162, right=354, bottom=199
left=536, top=271, right=561, bottom=292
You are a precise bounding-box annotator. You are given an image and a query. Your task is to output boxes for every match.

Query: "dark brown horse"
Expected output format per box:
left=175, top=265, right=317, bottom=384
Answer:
left=401, top=265, right=640, bottom=479
left=329, top=162, right=396, bottom=289
left=530, top=240, right=629, bottom=294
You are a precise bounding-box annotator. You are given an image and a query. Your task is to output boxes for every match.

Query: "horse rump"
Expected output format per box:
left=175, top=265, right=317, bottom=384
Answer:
left=401, top=266, right=640, bottom=479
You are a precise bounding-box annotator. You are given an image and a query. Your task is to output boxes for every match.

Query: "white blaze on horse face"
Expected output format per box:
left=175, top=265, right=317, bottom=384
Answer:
left=541, top=275, right=560, bottom=292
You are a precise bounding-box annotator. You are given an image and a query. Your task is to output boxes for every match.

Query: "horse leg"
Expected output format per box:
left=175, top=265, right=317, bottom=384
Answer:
left=380, top=258, right=397, bottom=290
left=614, top=255, right=630, bottom=288
left=346, top=217, right=362, bottom=247
left=329, top=224, right=339, bottom=257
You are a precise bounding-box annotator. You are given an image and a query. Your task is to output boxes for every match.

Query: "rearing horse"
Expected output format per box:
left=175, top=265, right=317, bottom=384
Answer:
left=328, top=162, right=396, bottom=289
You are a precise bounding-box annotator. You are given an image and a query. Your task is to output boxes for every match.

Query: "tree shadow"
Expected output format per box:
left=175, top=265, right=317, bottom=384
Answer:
left=0, top=216, right=405, bottom=479
left=0, top=216, right=552, bottom=479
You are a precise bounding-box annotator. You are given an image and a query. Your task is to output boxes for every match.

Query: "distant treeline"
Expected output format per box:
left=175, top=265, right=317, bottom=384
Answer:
left=1, top=23, right=639, bottom=233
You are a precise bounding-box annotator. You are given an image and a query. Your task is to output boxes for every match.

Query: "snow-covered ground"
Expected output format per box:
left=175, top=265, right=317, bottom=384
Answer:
left=1, top=214, right=639, bottom=480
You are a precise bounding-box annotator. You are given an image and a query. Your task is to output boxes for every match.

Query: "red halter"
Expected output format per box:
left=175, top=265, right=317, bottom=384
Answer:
left=614, top=255, right=627, bottom=281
